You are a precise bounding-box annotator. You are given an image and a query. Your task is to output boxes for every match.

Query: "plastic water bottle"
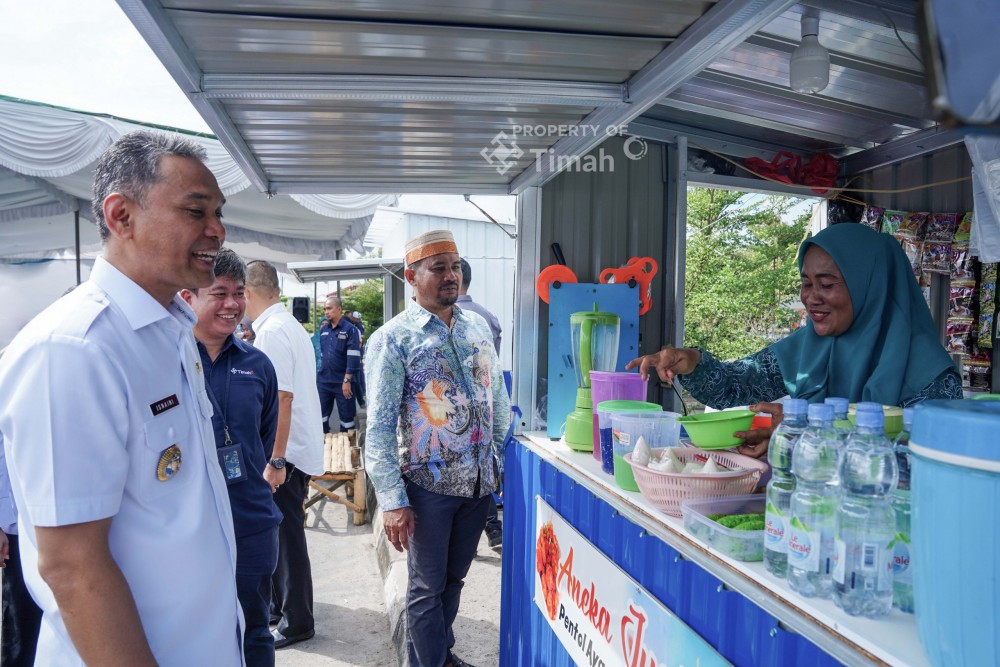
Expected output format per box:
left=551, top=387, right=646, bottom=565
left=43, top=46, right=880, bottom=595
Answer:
left=764, top=398, right=808, bottom=578
left=824, top=396, right=851, bottom=442
left=834, top=409, right=898, bottom=618
left=787, top=403, right=840, bottom=598
left=891, top=407, right=915, bottom=613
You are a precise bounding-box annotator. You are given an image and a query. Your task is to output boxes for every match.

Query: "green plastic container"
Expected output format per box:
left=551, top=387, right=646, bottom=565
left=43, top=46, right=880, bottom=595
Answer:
left=677, top=409, right=755, bottom=449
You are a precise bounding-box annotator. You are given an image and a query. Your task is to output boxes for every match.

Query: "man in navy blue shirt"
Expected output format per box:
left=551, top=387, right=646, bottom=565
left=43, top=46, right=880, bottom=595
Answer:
left=182, top=249, right=282, bottom=667
left=317, top=296, right=361, bottom=434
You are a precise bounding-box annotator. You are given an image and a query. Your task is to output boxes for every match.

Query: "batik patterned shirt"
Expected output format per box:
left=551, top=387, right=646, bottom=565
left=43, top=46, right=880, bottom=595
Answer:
left=364, top=300, right=511, bottom=510
left=681, top=347, right=963, bottom=408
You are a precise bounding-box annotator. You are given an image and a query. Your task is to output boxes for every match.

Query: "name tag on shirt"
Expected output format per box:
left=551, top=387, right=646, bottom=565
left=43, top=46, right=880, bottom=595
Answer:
left=337, top=332, right=348, bottom=340
left=150, top=394, right=180, bottom=417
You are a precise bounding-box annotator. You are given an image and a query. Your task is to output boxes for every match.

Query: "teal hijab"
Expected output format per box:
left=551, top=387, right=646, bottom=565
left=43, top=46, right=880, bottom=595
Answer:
left=770, top=223, right=954, bottom=405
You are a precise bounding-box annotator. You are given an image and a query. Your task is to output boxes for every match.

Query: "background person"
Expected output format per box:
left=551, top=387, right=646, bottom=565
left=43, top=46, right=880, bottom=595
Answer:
left=0, top=130, right=241, bottom=665
left=316, top=296, right=361, bottom=434
left=628, top=222, right=962, bottom=457
left=182, top=248, right=282, bottom=667
left=457, top=257, right=504, bottom=549
left=365, top=230, right=511, bottom=667
left=244, top=259, right=324, bottom=650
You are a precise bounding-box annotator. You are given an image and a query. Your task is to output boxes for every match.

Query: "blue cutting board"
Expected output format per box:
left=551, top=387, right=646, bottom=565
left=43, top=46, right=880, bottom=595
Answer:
left=546, top=283, right=641, bottom=439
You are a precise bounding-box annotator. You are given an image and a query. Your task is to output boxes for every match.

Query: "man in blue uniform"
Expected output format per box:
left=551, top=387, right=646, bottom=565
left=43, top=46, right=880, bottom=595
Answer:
left=182, top=248, right=283, bottom=667
left=317, top=296, right=361, bottom=434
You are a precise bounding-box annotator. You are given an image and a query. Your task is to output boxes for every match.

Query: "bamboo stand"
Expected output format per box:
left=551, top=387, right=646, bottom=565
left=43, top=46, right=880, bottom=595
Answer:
left=306, top=429, right=368, bottom=525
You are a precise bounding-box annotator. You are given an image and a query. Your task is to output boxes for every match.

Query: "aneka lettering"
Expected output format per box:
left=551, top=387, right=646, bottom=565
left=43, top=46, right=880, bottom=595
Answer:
left=557, top=548, right=613, bottom=644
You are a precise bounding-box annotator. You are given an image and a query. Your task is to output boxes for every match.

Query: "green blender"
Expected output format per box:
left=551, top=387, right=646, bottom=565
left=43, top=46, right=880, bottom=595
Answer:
left=564, top=305, right=620, bottom=451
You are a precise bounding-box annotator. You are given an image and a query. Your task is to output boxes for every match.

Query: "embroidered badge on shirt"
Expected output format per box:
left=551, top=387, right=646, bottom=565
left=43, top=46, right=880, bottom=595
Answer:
left=149, top=394, right=180, bottom=417
left=156, top=445, right=182, bottom=481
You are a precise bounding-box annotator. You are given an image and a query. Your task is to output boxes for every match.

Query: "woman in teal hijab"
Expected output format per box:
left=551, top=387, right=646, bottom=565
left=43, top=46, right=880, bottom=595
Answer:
left=628, top=223, right=962, bottom=452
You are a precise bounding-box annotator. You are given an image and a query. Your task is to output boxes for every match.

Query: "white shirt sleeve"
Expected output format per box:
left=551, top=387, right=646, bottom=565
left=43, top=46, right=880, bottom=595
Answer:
left=3, top=335, right=130, bottom=527
left=255, top=328, right=296, bottom=394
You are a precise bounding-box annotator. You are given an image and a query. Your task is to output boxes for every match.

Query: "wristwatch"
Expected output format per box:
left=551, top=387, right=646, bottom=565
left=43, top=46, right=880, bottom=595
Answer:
left=268, top=457, right=286, bottom=469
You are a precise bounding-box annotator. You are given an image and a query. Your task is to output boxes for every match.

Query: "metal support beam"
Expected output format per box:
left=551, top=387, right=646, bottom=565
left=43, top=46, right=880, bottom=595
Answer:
left=198, top=75, right=625, bottom=107
left=512, top=187, right=543, bottom=434
left=74, top=210, right=81, bottom=285
left=267, top=181, right=511, bottom=196
left=115, top=0, right=270, bottom=194
left=626, top=117, right=804, bottom=162
left=840, top=126, right=970, bottom=175
left=508, top=0, right=799, bottom=194
left=662, top=137, right=687, bottom=414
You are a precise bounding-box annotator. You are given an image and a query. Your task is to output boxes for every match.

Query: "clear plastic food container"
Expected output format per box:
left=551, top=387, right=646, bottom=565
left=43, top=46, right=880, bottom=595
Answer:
left=681, top=494, right=766, bottom=562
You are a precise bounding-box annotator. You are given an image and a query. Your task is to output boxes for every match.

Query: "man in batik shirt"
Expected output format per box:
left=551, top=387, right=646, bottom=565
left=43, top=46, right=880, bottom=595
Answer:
left=364, top=230, right=510, bottom=667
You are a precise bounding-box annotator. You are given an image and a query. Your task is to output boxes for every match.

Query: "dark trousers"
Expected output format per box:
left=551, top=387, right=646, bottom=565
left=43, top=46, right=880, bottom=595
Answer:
left=404, top=479, right=491, bottom=667
left=1, top=533, right=42, bottom=667
left=270, top=466, right=314, bottom=637
left=317, top=383, right=357, bottom=433
left=238, top=526, right=279, bottom=667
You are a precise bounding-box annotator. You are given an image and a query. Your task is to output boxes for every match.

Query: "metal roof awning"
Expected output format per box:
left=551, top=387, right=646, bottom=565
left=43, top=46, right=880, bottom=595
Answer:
left=117, top=0, right=980, bottom=195
left=287, top=258, right=404, bottom=283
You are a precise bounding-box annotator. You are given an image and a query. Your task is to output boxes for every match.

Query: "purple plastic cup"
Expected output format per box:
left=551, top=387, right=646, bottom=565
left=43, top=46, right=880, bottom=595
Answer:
left=589, top=371, right=647, bottom=462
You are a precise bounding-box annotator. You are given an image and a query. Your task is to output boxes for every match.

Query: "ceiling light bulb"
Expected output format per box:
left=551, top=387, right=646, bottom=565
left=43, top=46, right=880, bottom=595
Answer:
left=790, top=10, right=830, bottom=94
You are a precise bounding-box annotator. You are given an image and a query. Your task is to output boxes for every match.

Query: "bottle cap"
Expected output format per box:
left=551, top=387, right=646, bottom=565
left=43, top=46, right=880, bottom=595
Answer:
left=856, top=401, right=882, bottom=413
left=856, top=408, right=884, bottom=428
left=784, top=398, right=808, bottom=417
left=808, top=403, right=834, bottom=422
left=823, top=396, right=849, bottom=414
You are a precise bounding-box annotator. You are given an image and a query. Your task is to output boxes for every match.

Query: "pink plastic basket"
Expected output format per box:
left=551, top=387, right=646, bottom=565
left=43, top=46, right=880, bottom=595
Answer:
left=624, top=448, right=768, bottom=517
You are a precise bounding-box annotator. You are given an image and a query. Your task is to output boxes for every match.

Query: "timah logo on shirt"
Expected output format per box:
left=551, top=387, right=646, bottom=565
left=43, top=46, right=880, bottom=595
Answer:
left=231, top=368, right=255, bottom=376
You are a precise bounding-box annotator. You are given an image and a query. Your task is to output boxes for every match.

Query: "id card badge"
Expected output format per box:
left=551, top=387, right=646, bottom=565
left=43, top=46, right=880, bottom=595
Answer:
left=218, top=443, right=248, bottom=485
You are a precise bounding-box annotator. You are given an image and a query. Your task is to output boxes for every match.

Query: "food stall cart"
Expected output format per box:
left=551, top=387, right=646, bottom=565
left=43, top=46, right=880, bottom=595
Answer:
left=117, top=1, right=1000, bottom=664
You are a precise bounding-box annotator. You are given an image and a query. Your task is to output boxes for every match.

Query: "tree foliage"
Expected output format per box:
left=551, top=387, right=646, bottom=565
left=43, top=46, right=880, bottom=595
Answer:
left=684, top=188, right=811, bottom=360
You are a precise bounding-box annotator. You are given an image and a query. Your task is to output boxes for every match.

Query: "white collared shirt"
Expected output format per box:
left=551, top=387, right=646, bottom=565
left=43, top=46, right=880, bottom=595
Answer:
left=252, top=302, right=324, bottom=475
left=0, top=257, right=242, bottom=666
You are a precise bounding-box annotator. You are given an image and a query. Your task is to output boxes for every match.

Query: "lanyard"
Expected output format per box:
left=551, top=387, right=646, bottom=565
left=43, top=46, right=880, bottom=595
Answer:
left=203, top=347, right=234, bottom=446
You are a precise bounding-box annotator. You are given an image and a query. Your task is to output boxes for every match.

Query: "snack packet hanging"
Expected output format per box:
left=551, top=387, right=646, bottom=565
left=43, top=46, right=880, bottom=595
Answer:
left=882, top=210, right=905, bottom=236
left=895, top=211, right=929, bottom=239
left=955, top=212, right=974, bottom=243
left=922, top=242, right=953, bottom=274
left=861, top=205, right=885, bottom=232
left=950, top=243, right=976, bottom=284
left=978, top=312, right=995, bottom=349
left=900, top=238, right=924, bottom=277
left=924, top=213, right=958, bottom=242
left=950, top=284, right=975, bottom=318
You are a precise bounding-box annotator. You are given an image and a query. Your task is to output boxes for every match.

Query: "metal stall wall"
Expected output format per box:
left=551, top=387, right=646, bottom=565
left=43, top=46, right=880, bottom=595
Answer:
left=499, top=442, right=841, bottom=666
left=532, top=136, right=669, bottom=429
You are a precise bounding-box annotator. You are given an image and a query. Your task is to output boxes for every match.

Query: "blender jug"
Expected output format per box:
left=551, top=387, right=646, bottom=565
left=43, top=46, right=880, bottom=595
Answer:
left=564, top=305, right=620, bottom=450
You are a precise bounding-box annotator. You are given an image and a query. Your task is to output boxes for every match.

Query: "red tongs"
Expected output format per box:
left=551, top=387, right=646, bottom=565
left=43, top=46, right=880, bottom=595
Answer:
left=599, top=257, right=658, bottom=315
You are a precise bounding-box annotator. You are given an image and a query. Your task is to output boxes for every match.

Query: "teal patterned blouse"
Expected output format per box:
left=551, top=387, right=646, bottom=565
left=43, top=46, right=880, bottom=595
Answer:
left=680, top=347, right=963, bottom=409
left=363, top=300, right=511, bottom=511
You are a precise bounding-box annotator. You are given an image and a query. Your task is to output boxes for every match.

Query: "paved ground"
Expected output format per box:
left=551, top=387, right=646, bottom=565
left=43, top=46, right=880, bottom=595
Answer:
left=277, top=495, right=503, bottom=666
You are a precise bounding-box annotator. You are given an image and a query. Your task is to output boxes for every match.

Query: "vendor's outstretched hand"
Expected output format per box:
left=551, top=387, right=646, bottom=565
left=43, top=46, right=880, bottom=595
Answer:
left=734, top=402, right=783, bottom=459
left=625, top=347, right=701, bottom=384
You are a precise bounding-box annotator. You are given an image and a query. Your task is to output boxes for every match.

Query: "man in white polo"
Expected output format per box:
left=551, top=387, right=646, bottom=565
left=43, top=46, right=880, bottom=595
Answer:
left=0, top=130, right=241, bottom=665
left=244, top=259, right=324, bottom=649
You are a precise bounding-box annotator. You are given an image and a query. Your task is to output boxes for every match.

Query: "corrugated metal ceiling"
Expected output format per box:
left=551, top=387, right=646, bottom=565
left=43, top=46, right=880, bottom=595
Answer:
left=118, top=0, right=945, bottom=196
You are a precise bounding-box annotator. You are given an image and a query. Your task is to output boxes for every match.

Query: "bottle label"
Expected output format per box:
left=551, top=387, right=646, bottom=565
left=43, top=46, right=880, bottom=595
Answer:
left=764, top=502, right=787, bottom=554
left=892, top=532, right=911, bottom=582
left=787, top=517, right=819, bottom=572
left=833, top=538, right=846, bottom=584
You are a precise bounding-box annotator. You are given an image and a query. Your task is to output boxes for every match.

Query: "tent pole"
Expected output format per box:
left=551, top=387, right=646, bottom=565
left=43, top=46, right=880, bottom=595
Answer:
left=313, top=282, right=318, bottom=331
left=74, top=210, right=81, bottom=285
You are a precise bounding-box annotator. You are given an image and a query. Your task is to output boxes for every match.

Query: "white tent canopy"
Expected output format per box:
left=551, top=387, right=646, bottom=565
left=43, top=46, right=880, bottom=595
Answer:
left=0, top=96, right=398, bottom=263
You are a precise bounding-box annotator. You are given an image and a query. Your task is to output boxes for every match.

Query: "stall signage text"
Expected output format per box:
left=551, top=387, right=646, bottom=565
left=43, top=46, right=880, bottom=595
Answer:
left=534, top=497, right=731, bottom=667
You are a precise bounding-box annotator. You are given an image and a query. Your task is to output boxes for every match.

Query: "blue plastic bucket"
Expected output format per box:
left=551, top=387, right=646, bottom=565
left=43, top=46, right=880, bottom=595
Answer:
left=909, top=399, right=1000, bottom=667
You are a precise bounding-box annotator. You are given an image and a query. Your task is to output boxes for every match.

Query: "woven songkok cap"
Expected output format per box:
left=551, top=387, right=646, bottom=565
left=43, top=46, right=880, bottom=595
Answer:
left=404, top=230, right=458, bottom=265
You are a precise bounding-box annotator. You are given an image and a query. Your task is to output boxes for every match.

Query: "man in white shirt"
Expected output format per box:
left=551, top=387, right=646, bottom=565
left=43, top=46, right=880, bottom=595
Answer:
left=0, top=130, right=241, bottom=665
left=244, top=259, right=324, bottom=649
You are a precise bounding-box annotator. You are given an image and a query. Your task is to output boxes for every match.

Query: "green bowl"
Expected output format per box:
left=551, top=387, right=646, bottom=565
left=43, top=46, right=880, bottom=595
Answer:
left=677, top=409, right=755, bottom=449
left=847, top=404, right=904, bottom=440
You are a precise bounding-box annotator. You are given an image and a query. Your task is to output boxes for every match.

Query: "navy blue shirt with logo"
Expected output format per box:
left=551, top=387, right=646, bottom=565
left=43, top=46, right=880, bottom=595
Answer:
left=317, top=318, right=361, bottom=387
left=198, top=334, right=283, bottom=575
